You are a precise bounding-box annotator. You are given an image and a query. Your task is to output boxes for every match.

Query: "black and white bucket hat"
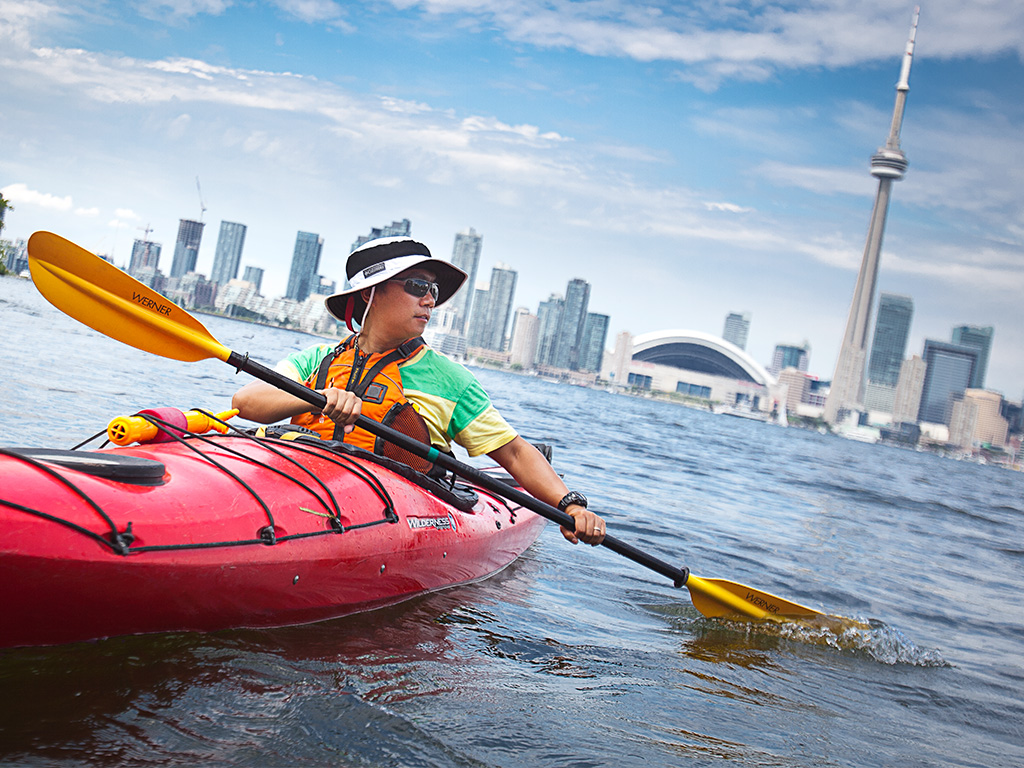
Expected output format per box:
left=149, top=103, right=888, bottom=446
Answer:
left=325, top=236, right=468, bottom=330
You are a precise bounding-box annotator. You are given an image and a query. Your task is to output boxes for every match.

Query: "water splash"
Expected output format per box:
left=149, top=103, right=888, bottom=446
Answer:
left=728, top=615, right=948, bottom=667
left=648, top=602, right=947, bottom=667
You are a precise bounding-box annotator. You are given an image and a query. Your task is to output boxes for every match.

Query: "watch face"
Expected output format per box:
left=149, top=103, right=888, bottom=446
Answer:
left=561, top=491, right=587, bottom=510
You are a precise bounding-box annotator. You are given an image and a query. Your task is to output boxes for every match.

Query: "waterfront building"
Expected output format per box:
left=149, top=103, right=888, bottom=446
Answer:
left=242, top=266, right=264, bottom=294
left=169, top=219, right=205, bottom=279
left=423, top=307, right=468, bottom=358
left=509, top=308, right=539, bottom=369
left=468, top=263, right=517, bottom=352
left=551, top=278, right=591, bottom=370
left=214, top=278, right=260, bottom=317
left=350, top=219, right=411, bottom=253
left=919, top=340, right=978, bottom=425
left=3, top=238, right=28, bottom=274
left=448, top=228, right=482, bottom=335
left=865, top=293, right=914, bottom=412
left=825, top=10, right=919, bottom=425
left=949, top=390, right=1009, bottom=449
left=723, top=312, right=751, bottom=351
left=892, top=354, right=927, bottom=425
left=579, top=313, right=610, bottom=373
left=129, top=239, right=161, bottom=274
left=210, top=221, right=247, bottom=286
left=467, top=287, right=488, bottom=344
left=609, top=331, right=633, bottom=386
left=131, top=264, right=165, bottom=292
left=777, top=368, right=813, bottom=414
left=166, top=271, right=216, bottom=310
left=315, top=277, right=336, bottom=297
left=768, top=344, right=809, bottom=377
left=285, top=231, right=324, bottom=303
left=951, top=325, right=994, bottom=390
left=535, top=294, right=564, bottom=367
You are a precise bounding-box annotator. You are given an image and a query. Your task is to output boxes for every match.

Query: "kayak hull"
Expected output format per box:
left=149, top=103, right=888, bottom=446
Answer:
left=0, top=435, right=546, bottom=648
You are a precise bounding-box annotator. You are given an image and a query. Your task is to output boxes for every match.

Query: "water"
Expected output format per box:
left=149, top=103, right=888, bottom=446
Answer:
left=2, top=275, right=1023, bottom=767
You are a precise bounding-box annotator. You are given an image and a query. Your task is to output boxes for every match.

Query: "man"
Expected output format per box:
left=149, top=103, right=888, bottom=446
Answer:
left=233, top=236, right=605, bottom=546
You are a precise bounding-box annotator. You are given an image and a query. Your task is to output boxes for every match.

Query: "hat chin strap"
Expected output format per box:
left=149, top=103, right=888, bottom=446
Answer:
left=344, top=286, right=377, bottom=333
left=360, top=286, right=376, bottom=328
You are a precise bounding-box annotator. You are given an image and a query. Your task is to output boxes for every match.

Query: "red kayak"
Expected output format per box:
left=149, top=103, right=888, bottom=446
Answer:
left=0, top=429, right=546, bottom=648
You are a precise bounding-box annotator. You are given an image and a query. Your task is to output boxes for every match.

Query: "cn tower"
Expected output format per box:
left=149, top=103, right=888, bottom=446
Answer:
left=824, top=8, right=920, bottom=426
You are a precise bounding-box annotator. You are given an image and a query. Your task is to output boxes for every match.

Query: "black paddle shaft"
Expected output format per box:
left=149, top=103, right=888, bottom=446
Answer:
left=228, top=351, right=690, bottom=589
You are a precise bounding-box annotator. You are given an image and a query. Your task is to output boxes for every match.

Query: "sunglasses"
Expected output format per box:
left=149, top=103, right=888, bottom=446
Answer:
left=391, top=278, right=439, bottom=300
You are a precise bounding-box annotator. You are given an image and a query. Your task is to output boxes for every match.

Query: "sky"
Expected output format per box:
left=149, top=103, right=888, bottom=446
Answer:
left=2, top=0, right=1022, bottom=396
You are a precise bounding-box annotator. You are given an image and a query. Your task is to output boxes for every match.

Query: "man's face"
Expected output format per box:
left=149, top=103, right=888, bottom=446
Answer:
left=369, top=266, right=437, bottom=340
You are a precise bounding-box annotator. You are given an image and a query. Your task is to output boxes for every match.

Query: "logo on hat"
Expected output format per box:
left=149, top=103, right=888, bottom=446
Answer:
left=362, top=263, right=386, bottom=278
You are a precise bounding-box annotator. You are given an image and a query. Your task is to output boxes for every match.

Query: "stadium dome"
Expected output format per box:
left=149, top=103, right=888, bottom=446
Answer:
left=630, top=330, right=774, bottom=387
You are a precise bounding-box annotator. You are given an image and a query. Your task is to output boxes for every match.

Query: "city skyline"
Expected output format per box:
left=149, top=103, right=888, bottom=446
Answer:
left=2, top=2, right=1022, bottom=394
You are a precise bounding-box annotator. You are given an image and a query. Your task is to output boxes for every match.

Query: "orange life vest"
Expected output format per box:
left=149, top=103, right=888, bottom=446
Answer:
left=291, top=336, right=434, bottom=472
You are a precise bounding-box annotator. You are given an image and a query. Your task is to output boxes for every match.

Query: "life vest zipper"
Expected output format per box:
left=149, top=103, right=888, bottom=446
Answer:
left=346, top=346, right=370, bottom=392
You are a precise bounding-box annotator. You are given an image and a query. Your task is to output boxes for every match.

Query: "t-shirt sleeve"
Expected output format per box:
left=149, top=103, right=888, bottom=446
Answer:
left=275, top=344, right=333, bottom=384
left=448, top=377, right=517, bottom=457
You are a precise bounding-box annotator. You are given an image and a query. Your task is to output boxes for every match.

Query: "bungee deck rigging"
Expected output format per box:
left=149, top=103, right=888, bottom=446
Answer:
left=0, top=410, right=409, bottom=556
left=0, top=408, right=544, bottom=648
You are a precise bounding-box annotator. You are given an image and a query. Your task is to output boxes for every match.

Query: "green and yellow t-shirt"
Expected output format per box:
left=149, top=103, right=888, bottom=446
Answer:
left=276, top=343, right=517, bottom=457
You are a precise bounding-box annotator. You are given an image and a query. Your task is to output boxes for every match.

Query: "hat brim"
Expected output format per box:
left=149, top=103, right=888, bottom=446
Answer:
left=325, top=256, right=467, bottom=325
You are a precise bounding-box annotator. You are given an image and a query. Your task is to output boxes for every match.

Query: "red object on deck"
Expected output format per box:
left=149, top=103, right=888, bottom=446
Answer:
left=0, top=434, right=545, bottom=648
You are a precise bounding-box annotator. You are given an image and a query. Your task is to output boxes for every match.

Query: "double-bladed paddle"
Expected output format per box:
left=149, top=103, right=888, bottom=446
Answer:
left=27, top=230, right=830, bottom=624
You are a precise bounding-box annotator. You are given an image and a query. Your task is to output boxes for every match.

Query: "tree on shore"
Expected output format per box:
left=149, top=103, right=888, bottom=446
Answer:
left=0, top=194, right=11, bottom=236
left=0, top=194, right=12, bottom=275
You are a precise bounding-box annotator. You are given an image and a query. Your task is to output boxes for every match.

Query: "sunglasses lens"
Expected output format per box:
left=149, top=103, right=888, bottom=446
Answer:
left=399, top=279, right=438, bottom=299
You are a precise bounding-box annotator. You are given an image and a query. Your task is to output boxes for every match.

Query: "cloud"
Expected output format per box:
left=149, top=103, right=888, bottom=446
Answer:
left=704, top=201, right=753, bottom=214
left=75, top=206, right=100, bottom=216
left=391, top=0, right=1024, bottom=87
left=133, top=0, right=233, bottom=22
left=0, top=0, right=72, bottom=47
left=4, top=0, right=1021, bottom=314
left=167, top=113, right=192, bottom=139
left=271, top=0, right=354, bottom=30
left=1, top=182, right=73, bottom=211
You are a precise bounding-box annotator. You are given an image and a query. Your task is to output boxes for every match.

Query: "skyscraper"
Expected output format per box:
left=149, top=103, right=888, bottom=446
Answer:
left=892, top=354, right=927, bottom=425
left=951, top=325, right=994, bottom=390
left=468, top=263, right=517, bottom=351
left=824, top=10, right=919, bottom=425
left=723, top=312, right=751, bottom=350
left=210, top=221, right=247, bottom=286
left=129, top=238, right=161, bottom=273
left=350, top=219, right=411, bottom=253
left=509, top=307, right=539, bottom=369
left=864, top=293, right=913, bottom=412
left=551, top=278, right=591, bottom=370
left=535, top=294, right=564, bottom=367
left=579, top=313, right=610, bottom=373
left=769, top=344, right=809, bottom=377
left=919, top=339, right=978, bottom=425
left=242, top=266, right=264, bottom=293
left=286, top=231, right=324, bottom=302
left=448, top=228, right=482, bottom=335
left=868, top=294, right=914, bottom=385
left=169, top=219, right=205, bottom=278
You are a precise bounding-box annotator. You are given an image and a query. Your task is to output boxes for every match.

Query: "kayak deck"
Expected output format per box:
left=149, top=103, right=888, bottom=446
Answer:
left=0, top=433, right=546, bottom=648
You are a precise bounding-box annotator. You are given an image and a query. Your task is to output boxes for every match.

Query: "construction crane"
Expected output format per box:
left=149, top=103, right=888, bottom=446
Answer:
left=196, top=176, right=207, bottom=222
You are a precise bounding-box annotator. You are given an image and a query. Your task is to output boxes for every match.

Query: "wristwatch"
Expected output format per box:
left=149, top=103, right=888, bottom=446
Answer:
left=557, top=491, right=588, bottom=511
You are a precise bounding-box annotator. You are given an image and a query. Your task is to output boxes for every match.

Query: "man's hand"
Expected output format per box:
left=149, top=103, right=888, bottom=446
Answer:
left=319, top=388, right=362, bottom=434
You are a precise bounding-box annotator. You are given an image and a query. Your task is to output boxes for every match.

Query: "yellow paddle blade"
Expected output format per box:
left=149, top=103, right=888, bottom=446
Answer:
left=27, top=231, right=230, bottom=363
left=686, top=575, right=824, bottom=621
